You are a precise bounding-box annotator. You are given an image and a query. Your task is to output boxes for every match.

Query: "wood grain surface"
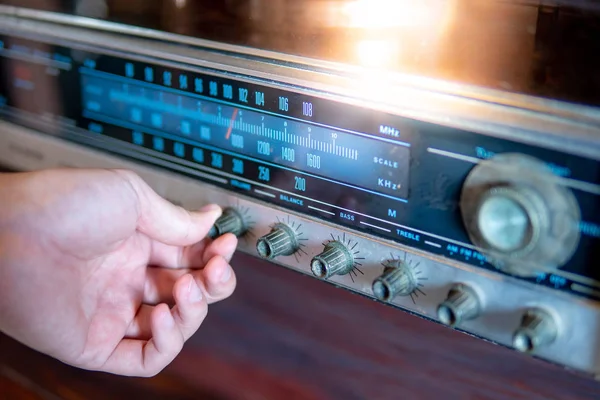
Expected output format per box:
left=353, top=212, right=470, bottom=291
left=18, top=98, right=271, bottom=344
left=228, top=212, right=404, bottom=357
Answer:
left=2, top=252, right=600, bottom=400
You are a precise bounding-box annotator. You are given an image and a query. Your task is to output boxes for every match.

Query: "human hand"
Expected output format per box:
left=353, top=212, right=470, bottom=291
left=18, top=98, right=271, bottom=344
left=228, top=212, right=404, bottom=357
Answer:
left=0, top=168, right=237, bottom=377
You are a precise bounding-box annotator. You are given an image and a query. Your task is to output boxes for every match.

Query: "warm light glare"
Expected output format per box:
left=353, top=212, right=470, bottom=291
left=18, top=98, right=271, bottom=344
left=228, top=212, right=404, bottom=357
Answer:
left=345, top=0, right=456, bottom=69
left=343, top=0, right=444, bottom=28
left=356, top=39, right=399, bottom=68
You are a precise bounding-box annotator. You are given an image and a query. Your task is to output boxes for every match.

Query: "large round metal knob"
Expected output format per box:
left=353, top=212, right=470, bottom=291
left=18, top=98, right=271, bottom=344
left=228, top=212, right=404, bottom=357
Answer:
left=256, top=223, right=298, bottom=259
left=460, top=153, right=581, bottom=276
left=477, top=187, right=536, bottom=253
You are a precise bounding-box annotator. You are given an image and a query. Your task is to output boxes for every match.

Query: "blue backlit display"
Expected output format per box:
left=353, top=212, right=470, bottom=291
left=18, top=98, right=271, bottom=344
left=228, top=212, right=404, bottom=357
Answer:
left=80, top=69, right=411, bottom=200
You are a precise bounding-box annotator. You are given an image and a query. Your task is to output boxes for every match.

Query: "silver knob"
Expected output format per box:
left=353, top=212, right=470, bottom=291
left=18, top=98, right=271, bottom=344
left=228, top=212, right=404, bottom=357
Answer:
left=437, top=284, right=480, bottom=327
left=477, top=187, right=537, bottom=254
left=208, top=207, right=247, bottom=238
left=310, top=241, right=354, bottom=279
left=460, top=153, right=581, bottom=276
left=372, top=260, right=416, bottom=301
left=256, top=223, right=298, bottom=259
left=512, top=308, right=557, bottom=353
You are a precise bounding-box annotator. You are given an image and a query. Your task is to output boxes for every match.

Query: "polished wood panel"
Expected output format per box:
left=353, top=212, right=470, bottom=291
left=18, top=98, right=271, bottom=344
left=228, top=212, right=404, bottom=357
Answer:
left=2, top=252, right=600, bottom=400
left=0, top=374, right=46, bottom=400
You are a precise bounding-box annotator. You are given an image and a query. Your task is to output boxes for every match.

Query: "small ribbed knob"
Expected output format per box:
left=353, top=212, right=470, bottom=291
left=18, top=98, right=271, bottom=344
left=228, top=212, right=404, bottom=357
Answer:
left=310, top=241, right=354, bottom=279
left=512, top=308, right=557, bottom=353
left=437, top=284, right=480, bottom=327
left=208, top=207, right=246, bottom=238
left=372, top=260, right=416, bottom=301
left=256, top=223, right=298, bottom=259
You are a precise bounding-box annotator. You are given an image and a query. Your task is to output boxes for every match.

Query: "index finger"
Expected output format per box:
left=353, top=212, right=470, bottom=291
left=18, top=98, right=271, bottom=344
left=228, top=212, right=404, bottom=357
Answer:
left=116, top=169, right=222, bottom=246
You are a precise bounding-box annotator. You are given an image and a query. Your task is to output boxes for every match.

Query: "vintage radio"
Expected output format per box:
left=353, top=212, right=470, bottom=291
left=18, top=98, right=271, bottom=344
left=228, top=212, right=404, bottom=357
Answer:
left=0, top=1, right=598, bottom=378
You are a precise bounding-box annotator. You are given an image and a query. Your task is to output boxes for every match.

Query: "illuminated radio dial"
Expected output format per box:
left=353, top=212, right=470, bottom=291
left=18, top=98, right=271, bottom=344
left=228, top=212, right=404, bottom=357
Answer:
left=208, top=207, right=248, bottom=239
left=460, top=153, right=581, bottom=276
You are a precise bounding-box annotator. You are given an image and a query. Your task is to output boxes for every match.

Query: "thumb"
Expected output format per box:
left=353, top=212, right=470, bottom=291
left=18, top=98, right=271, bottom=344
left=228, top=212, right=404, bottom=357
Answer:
left=119, top=170, right=222, bottom=245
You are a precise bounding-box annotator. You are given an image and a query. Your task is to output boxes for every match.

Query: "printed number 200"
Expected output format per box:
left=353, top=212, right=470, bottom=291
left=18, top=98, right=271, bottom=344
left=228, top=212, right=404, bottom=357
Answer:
left=294, top=176, right=306, bottom=192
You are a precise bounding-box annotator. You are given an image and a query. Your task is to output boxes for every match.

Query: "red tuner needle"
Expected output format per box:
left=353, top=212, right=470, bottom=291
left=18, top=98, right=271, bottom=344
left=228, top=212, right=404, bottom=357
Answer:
left=225, top=108, right=238, bottom=140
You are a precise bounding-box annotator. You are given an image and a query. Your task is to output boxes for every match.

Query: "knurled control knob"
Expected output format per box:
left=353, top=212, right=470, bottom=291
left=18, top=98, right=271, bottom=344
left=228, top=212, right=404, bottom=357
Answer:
left=256, top=223, right=298, bottom=259
left=512, top=308, right=557, bottom=353
left=208, top=207, right=247, bottom=239
left=437, top=284, right=481, bottom=327
left=372, top=260, right=417, bottom=302
left=310, top=241, right=354, bottom=279
left=460, top=153, right=581, bottom=276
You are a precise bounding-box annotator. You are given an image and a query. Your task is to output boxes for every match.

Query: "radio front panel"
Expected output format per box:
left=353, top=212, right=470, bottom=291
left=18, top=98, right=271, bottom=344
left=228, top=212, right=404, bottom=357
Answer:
left=0, top=10, right=599, bottom=377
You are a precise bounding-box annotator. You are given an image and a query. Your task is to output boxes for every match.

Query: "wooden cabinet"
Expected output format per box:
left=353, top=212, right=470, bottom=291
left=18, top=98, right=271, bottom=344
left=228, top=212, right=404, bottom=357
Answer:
left=2, top=253, right=599, bottom=399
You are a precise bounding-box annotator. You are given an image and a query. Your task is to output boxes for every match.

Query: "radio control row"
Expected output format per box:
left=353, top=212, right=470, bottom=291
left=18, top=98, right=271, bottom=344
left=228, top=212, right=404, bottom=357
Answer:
left=208, top=205, right=559, bottom=354
left=1, top=123, right=591, bottom=375
left=210, top=152, right=583, bottom=281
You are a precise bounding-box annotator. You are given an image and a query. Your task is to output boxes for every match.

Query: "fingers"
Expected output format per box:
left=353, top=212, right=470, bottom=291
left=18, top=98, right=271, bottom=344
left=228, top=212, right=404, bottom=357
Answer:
left=115, top=169, right=222, bottom=246
left=193, top=255, right=237, bottom=304
left=102, top=275, right=208, bottom=377
left=124, top=304, right=153, bottom=339
left=143, top=233, right=237, bottom=306
left=171, top=274, right=210, bottom=339
left=143, top=255, right=236, bottom=305
left=199, top=234, right=238, bottom=265
left=149, top=233, right=238, bottom=269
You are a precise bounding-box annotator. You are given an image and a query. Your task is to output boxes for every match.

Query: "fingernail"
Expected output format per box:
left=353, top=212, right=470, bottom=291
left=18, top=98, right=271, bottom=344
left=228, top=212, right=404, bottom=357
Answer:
left=220, top=265, right=232, bottom=283
left=188, top=276, right=204, bottom=303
